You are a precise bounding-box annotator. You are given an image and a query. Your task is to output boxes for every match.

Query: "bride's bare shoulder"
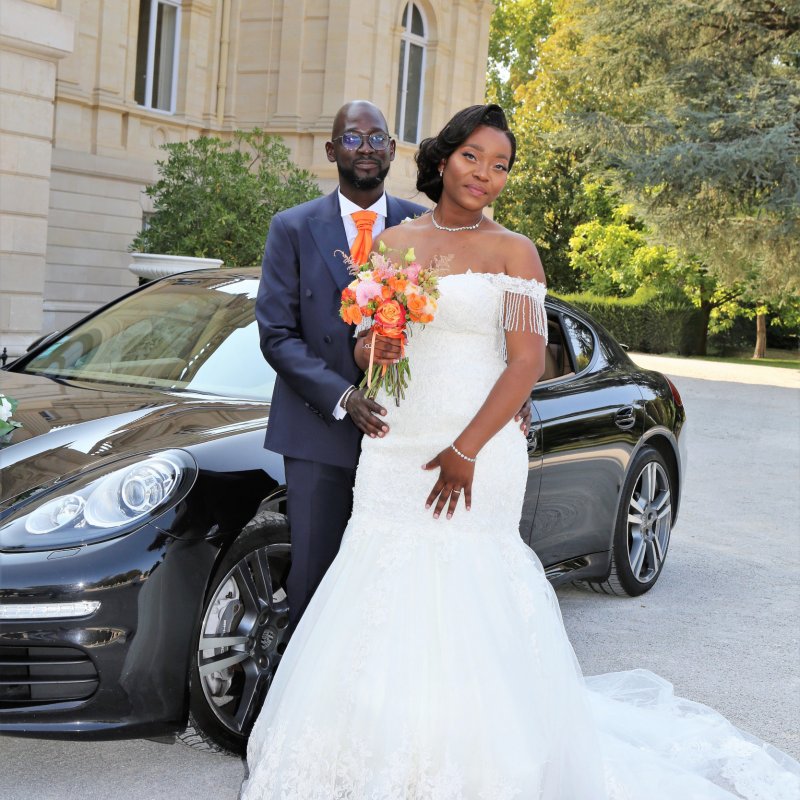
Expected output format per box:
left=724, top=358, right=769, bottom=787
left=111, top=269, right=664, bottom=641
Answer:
left=381, top=214, right=428, bottom=243
left=498, top=230, right=546, bottom=285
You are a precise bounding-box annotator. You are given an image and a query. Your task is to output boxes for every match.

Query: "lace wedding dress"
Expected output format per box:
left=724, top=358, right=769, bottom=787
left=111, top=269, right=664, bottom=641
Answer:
left=242, top=272, right=799, bottom=800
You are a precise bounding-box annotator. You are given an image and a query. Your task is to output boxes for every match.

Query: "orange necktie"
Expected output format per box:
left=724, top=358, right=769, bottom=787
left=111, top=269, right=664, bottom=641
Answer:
left=350, top=210, right=378, bottom=266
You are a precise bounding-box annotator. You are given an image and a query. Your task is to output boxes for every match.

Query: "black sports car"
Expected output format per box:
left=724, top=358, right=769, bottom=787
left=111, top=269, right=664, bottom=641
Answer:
left=0, top=269, right=686, bottom=754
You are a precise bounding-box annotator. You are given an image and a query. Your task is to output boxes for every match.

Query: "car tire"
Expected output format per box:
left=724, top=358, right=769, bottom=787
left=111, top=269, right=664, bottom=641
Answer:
left=590, top=446, right=673, bottom=597
left=178, top=507, right=291, bottom=755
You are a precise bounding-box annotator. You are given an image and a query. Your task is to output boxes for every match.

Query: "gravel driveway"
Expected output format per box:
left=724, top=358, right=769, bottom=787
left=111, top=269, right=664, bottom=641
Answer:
left=2, top=355, right=798, bottom=799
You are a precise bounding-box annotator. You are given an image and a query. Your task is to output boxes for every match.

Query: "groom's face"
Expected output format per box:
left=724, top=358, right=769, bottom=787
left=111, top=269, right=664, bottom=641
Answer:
left=327, top=104, right=395, bottom=192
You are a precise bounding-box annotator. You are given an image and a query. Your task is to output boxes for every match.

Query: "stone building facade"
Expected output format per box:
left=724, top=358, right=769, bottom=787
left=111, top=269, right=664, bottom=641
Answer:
left=0, top=0, right=493, bottom=356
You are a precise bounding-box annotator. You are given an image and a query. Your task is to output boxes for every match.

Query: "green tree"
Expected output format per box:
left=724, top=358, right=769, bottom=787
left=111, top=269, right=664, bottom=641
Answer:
left=487, top=0, right=619, bottom=291
left=562, top=0, right=800, bottom=356
left=569, top=207, right=745, bottom=353
left=132, top=130, right=321, bottom=267
left=487, top=0, right=554, bottom=110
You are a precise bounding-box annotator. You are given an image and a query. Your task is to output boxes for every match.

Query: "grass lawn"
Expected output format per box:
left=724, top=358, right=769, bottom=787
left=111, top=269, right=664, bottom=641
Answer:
left=701, top=355, right=799, bottom=370
left=654, top=349, right=799, bottom=370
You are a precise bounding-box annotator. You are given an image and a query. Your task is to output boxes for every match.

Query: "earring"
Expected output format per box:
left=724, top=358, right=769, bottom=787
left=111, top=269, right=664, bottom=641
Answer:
left=438, top=167, right=444, bottom=178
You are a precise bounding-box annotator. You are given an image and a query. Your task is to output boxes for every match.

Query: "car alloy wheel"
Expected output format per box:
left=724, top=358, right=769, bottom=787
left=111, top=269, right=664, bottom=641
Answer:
left=625, top=459, right=671, bottom=585
left=180, top=512, right=291, bottom=754
left=592, top=446, right=673, bottom=597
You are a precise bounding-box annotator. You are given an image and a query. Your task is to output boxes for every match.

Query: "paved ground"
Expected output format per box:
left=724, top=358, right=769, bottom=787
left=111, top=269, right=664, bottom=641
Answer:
left=2, top=355, right=798, bottom=799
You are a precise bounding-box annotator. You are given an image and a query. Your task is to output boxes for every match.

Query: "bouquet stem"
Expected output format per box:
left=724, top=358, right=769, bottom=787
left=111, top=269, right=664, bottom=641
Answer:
left=360, top=359, right=410, bottom=406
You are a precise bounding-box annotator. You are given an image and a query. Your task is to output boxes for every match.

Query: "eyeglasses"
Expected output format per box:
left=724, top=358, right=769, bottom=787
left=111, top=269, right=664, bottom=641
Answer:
left=332, top=132, right=392, bottom=151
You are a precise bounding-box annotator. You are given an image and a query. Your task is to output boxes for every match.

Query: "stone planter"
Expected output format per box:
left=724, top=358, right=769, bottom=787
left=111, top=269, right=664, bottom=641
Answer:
left=128, top=253, right=224, bottom=281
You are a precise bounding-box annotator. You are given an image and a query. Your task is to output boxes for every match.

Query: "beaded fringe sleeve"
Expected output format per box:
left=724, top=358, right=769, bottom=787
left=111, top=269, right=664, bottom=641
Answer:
left=493, top=273, right=548, bottom=360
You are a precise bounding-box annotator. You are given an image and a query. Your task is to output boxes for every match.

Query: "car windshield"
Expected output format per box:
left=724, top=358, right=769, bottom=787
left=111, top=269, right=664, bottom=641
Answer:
left=23, top=274, right=277, bottom=401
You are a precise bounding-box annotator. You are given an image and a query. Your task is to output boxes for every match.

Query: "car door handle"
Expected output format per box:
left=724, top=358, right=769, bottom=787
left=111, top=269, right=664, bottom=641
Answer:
left=526, top=427, right=539, bottom=453
left=614, top=405, right=636, bottom=431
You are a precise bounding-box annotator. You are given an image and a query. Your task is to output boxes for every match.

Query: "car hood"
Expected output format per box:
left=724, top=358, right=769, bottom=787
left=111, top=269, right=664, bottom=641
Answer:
left=0, top=370, right=269, bottom=506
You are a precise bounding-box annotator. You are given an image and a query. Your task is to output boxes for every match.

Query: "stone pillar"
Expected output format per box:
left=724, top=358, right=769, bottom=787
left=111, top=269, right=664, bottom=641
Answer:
left=0, top=0, right=74, bottom=357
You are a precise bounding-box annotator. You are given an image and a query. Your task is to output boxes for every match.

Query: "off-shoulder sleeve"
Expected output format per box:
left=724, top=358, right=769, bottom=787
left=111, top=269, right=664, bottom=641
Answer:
left=494, top=273, right=548, bottom=360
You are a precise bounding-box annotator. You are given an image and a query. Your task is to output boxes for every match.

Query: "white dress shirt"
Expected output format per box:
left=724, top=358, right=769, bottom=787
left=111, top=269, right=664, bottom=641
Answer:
left=333, top=190, right=388, bottom=420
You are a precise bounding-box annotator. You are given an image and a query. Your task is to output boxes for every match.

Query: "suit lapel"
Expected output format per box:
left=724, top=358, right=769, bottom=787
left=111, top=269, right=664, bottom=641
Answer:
left=386, top=194, right=412, bottom=229
left=308, top=191, right=352, bottom=292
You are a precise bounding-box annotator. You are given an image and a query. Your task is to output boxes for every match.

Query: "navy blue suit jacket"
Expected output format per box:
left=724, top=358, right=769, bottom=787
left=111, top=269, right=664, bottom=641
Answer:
left=256, top=190, right=427, bottom=469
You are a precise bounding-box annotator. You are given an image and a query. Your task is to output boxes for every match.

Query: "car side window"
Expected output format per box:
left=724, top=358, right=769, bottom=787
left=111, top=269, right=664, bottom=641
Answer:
left=539, top=314, right=571, bottom=383
left=562, top=314, right=595, bottom=374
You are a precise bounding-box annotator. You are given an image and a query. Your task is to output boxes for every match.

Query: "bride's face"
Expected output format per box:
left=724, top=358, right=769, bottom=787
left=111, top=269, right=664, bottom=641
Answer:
left=440, top=125, right=512, bottom=210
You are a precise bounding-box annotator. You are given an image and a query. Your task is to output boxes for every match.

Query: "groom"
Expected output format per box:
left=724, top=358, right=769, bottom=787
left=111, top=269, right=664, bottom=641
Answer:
left=256, top=101, right=427, bottom=629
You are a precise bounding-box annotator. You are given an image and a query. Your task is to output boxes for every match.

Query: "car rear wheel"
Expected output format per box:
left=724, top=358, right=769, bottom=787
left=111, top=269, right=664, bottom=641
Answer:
left=591, top=446, right=673, bottom=597
left=179, top=508, right=291, bottom=754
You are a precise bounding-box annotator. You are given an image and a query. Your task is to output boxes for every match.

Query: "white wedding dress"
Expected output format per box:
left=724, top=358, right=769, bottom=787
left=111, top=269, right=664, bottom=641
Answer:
left=242, top=272, right=799, bottom=800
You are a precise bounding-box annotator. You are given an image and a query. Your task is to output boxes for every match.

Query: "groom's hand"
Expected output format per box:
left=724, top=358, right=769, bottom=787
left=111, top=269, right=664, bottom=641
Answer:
left=354, top=330, right=403, bottom=371
left=514, top=397, right=533, bottom=435
left=346, top=389, right=390, bottom=438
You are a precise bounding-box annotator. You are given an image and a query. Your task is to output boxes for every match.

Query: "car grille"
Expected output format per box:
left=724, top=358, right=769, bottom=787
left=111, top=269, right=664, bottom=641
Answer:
left=0, top=646, right=98, bottom=707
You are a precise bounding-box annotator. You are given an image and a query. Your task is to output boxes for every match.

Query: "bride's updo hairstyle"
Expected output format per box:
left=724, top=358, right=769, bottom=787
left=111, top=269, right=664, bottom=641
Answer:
left=415, top=104, right=516, bottom=203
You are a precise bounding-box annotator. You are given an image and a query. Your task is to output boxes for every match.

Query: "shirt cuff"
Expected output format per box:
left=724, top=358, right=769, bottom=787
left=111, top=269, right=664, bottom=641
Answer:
left=333, top=387, right=351, bottom=420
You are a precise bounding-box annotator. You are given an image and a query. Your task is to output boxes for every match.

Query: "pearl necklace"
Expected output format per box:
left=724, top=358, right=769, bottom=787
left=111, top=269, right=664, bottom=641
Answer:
left=430, top=207, right=484, bottom=232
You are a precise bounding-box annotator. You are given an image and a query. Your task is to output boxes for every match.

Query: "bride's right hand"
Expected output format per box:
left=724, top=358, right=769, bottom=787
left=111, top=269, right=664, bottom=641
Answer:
left=422, top=447, right=475, bottom=519
left=354, top=331, right=403, bottom=371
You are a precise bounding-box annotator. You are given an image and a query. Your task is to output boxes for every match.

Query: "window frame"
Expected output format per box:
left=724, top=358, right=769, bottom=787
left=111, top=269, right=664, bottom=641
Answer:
left=561, top=311, right=598, bottom=377
left=395, top=2, right=428, bottom=144
left=135, top=0, right=182, bottom=115
left=534, top=309, right=599, bottom=389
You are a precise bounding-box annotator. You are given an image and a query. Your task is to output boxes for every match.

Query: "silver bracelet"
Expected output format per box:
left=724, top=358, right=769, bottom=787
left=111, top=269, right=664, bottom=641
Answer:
left=450, top=444, right=477, bottom=463
left=340, top=385, right=357, bottom=410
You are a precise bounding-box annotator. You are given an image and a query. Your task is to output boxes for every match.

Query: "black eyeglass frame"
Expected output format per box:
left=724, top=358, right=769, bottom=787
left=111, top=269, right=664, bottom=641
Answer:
left=332, top=131, right=393, bottom=151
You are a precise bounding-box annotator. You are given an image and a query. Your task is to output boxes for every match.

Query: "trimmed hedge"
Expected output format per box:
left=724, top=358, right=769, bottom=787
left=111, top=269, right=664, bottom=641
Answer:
left=556, top=289, right=706, bottom=355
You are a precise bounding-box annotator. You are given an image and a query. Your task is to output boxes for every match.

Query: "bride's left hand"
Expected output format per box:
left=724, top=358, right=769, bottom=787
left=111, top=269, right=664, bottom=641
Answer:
left=515, top=398, right=532, bottom=435
left=422, top=447, right=475, bottom=519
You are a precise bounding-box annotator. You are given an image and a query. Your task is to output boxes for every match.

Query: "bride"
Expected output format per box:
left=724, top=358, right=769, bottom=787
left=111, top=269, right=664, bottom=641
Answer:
left=241, top=105, right=799, bottom=799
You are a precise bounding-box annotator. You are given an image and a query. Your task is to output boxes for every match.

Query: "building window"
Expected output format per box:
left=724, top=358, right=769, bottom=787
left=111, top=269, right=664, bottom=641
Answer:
left=134, top=0, right=181, bottom=113
left=395, top=3, right=427, bottom=144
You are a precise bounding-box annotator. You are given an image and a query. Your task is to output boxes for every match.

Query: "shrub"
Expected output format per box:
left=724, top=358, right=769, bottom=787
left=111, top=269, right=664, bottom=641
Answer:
left=131, top=130, right=321, bottom=267
left=557, top=288, right=706, bottom=355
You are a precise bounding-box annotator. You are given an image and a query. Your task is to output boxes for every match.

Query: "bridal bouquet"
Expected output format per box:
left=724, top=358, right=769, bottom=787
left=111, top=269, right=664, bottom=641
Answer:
left=340, top=244, right=439, bottom=405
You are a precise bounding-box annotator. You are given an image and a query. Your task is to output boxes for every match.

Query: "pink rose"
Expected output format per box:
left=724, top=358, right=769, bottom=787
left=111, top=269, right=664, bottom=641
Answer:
left=355, top=280, right=382, bottom=306
left=404, top=263, right=421, bottom=284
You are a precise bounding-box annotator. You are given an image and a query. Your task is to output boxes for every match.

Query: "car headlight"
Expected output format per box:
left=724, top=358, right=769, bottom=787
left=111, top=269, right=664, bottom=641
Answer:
left=0, top=450, right=197, bottom=551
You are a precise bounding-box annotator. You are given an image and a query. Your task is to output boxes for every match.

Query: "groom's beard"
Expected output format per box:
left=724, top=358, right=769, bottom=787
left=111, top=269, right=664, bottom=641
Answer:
left=339, top=162, right=390, bottom=191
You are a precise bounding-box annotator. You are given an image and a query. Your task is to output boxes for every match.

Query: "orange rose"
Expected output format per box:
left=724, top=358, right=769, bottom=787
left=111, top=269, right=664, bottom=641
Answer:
left=341, top=303, right=363, bottom=325
left=341, top=287, right=356, bottom=303
left=381, top=284, right=393, bottom=299
left=373, top=300, right=406, bottom=336
left=388, top=276, right=408, bottom=294
left=406, top=293, right=427, bottom=321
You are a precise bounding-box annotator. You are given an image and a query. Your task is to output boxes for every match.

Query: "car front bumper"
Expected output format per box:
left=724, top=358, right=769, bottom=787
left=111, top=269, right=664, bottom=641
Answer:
left=0, top=524, right=217, bottom=739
